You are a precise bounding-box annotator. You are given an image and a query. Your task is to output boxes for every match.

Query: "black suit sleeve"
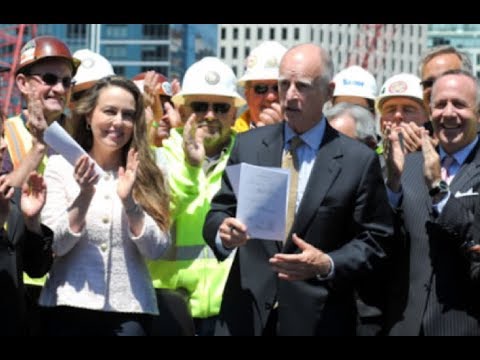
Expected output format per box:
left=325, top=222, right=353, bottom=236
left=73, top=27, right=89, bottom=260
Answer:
left=9, top=189, right=53, bottom=278
left=328, top=152, right=394, bottom=286
left=435, top=192, right=480, bottom=283
left=203, top=137, right=240, bottom=261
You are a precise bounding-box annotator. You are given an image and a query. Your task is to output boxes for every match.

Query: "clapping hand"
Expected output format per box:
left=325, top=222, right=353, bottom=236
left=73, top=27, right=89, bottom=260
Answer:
left=117, top=148, right=139, bottom=202
left=21, top=172, right=47, bottom=220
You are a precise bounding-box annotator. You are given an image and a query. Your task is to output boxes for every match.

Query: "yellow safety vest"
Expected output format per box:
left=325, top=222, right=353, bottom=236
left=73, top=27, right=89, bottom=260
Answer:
left=148, top=129, right=235, bottom=319
left=4, top=114, right=47, bottom=286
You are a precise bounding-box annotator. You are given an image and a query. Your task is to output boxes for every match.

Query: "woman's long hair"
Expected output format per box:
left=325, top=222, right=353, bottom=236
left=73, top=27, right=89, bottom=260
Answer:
left=72, top=75, right=170, bottom=231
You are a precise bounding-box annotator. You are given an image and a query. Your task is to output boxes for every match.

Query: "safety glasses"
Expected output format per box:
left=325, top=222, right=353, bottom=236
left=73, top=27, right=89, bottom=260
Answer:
left=189, top=101, right=231, bottom=114
left=253, top=84, right=279, bottom=95
left=29, top=72, right=75, bottom=89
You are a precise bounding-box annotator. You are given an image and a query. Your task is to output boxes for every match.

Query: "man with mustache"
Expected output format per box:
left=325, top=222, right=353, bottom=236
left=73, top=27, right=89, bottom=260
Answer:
left=148, top=57, right=246, bottom=336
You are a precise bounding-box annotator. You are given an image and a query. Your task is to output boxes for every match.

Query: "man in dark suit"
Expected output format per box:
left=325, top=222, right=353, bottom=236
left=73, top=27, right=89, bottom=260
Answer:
left=203, top=43, right=394, bottom=336
left=0, top=112, right=53, bottom=335
left=384, top=69, right=480, bottom=336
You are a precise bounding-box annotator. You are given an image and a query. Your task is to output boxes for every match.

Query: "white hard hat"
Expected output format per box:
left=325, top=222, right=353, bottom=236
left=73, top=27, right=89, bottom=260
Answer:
left=333, top=66, right=378, bottom=100
left=376, top=73, right=424, bottom=111
left=172, top=57, right=246, bottom=107
left=237, top=41, right=287, bottom=86
left=72, top=49, right=115, bottom=93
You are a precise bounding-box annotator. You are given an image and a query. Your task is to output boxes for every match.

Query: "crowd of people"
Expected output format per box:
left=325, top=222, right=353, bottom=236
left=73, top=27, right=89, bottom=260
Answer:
left=1, top=34, right=480, bottom=336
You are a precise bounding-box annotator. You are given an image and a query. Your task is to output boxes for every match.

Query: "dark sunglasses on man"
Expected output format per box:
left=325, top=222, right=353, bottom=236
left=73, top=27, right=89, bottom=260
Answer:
left=189, top=102, right=231, bottom=114
left=28, top=72, right=75, bottom=89
left=253, top=84, right=279, bottom=95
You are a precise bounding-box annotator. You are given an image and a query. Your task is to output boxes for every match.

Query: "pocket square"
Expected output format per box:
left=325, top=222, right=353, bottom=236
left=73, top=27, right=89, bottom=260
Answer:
left=455, top=188, right=479, bottom=198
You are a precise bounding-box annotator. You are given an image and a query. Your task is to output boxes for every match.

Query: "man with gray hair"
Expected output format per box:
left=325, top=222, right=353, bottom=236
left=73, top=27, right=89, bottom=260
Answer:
left=325, top=102, right=378, bottom=150
left=419, top=45, right=473, bottom=113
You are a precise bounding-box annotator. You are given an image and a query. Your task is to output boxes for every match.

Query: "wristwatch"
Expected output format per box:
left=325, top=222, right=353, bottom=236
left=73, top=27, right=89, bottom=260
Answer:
left=429, top=180, right=449, bottom=197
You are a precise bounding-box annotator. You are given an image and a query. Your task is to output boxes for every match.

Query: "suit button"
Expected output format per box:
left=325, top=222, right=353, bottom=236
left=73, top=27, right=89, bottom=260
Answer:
left=265, top=303, right=272, bottom=310
left=100, top=243, right=108, bottom=252
left=102, top=217, right=110, bottom=224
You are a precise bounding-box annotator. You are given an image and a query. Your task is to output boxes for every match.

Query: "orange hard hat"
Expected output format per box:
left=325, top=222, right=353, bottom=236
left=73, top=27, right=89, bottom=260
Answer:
left=132, top=71, right=172, bottom=98
left=16, top=36, right=81, bottom=76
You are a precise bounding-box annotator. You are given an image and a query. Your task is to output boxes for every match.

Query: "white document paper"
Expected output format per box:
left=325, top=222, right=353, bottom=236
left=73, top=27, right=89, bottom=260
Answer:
left=227, top=163, right=289, bottom=241
left=44, top=121, right=104, bottom=177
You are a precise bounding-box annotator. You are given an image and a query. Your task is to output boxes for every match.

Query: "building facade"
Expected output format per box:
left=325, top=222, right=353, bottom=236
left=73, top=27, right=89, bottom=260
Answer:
left=37, top=24, right=217, bottom=79
left=219, top=24, right=427, bottom=88
left=428, top=24, right=480, bottom=78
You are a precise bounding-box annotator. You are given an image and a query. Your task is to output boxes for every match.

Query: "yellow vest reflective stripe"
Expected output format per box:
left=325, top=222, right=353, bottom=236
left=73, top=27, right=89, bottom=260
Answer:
left=161, top=244, right=217, bottom=261
left=4, top=116, right=32, bottom=169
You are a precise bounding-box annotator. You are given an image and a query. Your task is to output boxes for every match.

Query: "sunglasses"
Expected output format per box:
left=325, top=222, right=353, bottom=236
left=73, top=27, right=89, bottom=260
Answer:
left=29, top=72, right=75, bottom=89
left=189, top=101, right=231, bottom=114
left=253, top=84, right=279, bottom=95
left=420, top=78, right=435, bottom=89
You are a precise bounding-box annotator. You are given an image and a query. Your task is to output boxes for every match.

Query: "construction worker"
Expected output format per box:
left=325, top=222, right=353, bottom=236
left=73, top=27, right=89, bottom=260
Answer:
left=330, top=65, right=378, bottom=115
left=148, top=57, right=246, bottom=336
left=133, top=71, right=181, bottom=147
left=377, top=73, right=429, bottom=154
left=234, top=41, right=287, bottom=132
left=2, top=35, right=80, bottom=183
left=2, top=35, right=80, bottom=334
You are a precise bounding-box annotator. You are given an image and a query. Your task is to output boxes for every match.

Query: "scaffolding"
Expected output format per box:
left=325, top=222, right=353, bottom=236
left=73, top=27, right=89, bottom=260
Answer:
left=0, top=24, right=37, bottom=117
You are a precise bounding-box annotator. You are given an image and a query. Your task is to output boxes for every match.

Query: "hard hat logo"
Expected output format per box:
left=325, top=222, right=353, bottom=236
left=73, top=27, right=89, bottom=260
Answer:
left=19, top=39, right=36, bottom=64
left=388, top=81, right=408, bottom=94
left=81, top=57, right=95, bottom=69
left=238, top=41, right=287, bottom=86
left=265, top=57, right=279, bottom=68
left=205, top=71, right=220, bottom=85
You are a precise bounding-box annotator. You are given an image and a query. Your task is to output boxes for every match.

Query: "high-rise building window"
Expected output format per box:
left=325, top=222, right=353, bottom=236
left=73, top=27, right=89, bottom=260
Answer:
left=220, top=46, right=226, bottom=58
left=258, top=28, right=263, bottom=40
left=244, top=46, right=250, bottom=59
left=143, top=24, right=169, bottom=40
left=270, top=28, right=275, bottom=40
left=232, top=47, right=238, bottom=59
left=105, top=24, right=128, bottom=38
left=67, top=24, right=87, bottom=39
left=104, top=45, right=128, bottom=60
left=294, top=27, right=300, bottom=40
left=233, top=28, right=238, bottom=40
left=113, top=66, right=126, bottom=76
left=221, top=27, right=226, bottom=40
left=141, top=45, right=169, bottom=61
left=245, top=28, right=250, bottom=40
left=232, top=65, right=237, bottom=76
left=141, top=66, right=169, bottom=76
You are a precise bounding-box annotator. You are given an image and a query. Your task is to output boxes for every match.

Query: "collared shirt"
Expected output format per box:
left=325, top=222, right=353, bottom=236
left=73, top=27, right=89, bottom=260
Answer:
left=387, top=136, right=479, bottom=214
left=283, top=118, right=326, bottom=210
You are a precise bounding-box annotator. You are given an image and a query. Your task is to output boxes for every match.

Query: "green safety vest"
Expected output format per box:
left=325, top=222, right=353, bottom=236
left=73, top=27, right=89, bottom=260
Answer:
left=148, top=129, right=235, bottom=318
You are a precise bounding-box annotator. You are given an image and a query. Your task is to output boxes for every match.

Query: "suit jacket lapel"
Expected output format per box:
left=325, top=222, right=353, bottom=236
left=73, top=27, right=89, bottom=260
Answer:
left=285, top=124, right=342, bottom=249
left=257, top=124, right=285, bottom=253
left=450, top=140, right=480, bottom=193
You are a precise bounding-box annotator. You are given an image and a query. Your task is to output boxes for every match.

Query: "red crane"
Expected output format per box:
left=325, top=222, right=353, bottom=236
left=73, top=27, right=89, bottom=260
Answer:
left=0, top=24, right=37, bottom=117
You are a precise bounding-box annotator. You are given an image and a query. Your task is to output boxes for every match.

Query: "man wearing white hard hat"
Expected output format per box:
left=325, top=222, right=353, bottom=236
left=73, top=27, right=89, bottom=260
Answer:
left=70, top=49, right=115, bottom=103
left=332, top=65, right=378, bottom=115
left=234, top=41, right=287, bottom=132
left=148, top=57, right=245, bottom=336
left=377, top=73, right=430, bottom=154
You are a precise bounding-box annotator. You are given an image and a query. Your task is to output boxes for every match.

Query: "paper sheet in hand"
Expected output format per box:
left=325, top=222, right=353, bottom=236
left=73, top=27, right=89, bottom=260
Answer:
left=226, top=163, right=289, bottom=241
left=44, top=121, right=104, bottom=177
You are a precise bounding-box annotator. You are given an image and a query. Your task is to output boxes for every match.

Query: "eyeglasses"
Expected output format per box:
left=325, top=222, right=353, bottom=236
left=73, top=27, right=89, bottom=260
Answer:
left=189, top=101, right=231, bottom=114
left=420, top=78, right=435, bottom=89
left=253, top=84, right=279, bottom=95
left=29, top=73, right=75, bottom=89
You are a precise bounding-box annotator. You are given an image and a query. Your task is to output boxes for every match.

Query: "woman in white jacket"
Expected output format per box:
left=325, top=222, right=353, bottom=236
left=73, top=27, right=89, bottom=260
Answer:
left=40, top=76, right=170, bottom=336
